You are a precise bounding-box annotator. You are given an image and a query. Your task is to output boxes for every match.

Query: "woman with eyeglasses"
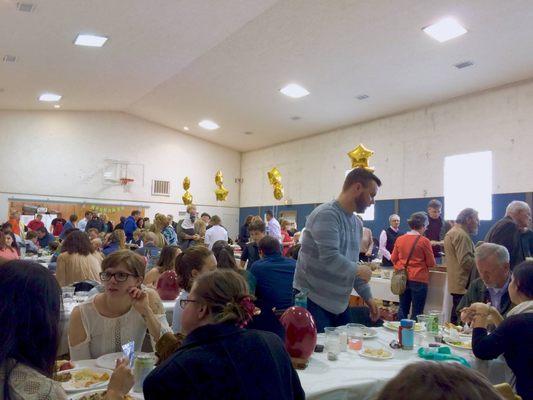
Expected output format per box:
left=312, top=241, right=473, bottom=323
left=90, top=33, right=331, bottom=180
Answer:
left=0, top=260, right=134, bottom=400
left=144, top=270, right=304, bottom=400
left=69, top=250, right=171, bottom=360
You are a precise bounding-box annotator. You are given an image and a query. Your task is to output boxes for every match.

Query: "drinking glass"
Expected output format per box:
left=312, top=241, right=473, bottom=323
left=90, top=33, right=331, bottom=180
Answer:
left=324, top=327, right=340, bottom=360
left=336, top=326, right=348, bottom=352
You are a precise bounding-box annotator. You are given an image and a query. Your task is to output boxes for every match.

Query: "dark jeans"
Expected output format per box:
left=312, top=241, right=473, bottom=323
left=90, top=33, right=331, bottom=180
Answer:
left=450, top=293, right=464, bottom=325
left=307, top=298, right=351, bottom=333
left=398, top=281, right=428, bottom=320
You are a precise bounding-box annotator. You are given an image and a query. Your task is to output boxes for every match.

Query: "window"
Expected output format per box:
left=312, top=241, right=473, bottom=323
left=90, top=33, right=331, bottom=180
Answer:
left=346, top=169, right=375, bottom=221
left=444, top=151, right=492, bottom=220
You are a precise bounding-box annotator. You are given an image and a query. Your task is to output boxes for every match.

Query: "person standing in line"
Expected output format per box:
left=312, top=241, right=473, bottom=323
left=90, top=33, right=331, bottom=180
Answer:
left=443, top=208, right=479, bottom=324
left=293, top=168, right=381, bottom=332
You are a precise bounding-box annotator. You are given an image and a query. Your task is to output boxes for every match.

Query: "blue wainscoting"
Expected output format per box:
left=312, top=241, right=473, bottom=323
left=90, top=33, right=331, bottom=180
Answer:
left=240, top=192, right=529, bottom=242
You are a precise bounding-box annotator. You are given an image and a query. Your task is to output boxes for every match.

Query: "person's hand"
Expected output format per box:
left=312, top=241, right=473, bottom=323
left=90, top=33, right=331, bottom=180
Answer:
left=106, top=358, right=134, bottom=398
left=366, top=298, right=380, bottom=322
left=356, top=264, right=372, bottom=283
left=129, top=287, right=151, bottom=317
left=192, top=234, right=200, bottom=241
left=469, top=302, right=490, bottom=315
left=460, top=307, right=475, bottom=324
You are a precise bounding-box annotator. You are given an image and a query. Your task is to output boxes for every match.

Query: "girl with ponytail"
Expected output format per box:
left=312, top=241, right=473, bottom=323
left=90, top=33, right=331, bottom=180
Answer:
left=212, top=240, right=257, bottom=295
left=171, top=245, right=217, bottom=333
left=144, top=269, right=305, bottom=400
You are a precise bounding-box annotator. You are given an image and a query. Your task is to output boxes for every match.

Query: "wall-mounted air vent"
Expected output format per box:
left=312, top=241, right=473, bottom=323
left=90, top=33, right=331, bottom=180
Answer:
left=17, top=2, right=35, bottom=12
left=454, top=61, right=474, bottom=69
left=152, top=180, right=170, bottom=196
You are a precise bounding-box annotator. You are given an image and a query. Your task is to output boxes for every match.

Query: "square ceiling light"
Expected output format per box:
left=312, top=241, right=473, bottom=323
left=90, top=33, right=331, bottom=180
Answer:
left=75, top=34, right=108, bottom=47
left=198, top=120, right=220, bottom=130
left=422, top=17, right=467, bottom=42
left=38, top=93, right=62, bottom=102
left=280, top=83, right=310, bottom=98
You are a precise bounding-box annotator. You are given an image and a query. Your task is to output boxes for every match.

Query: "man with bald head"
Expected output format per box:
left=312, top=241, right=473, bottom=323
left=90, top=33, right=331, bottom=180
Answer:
left=485, top=200, right=531, bottom=269
left=458, top=243, right=513, bottom=324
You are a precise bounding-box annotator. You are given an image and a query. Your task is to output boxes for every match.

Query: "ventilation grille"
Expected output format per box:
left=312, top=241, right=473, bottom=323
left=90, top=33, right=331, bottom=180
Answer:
left=356, top=94, right=369, bottom=100
left=17, top=2, right=35, bottom=12
left=455, top=61, right=474, bottom=69
left=3, top=55, right=17, bottom=63
left=152, top=180, right=170, bottom=196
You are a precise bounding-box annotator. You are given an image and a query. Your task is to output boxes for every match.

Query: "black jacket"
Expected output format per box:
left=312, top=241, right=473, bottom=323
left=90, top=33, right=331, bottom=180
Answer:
left=456, top=277, right=513, bottom=320
left=485, top=216, right=525, bottom=268
left=144, top=323, right=305, bottom=400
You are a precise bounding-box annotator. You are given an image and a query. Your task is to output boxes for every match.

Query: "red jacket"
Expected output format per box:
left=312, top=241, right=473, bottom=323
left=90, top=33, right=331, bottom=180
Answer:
left=391, top=233, right=436, bottom=284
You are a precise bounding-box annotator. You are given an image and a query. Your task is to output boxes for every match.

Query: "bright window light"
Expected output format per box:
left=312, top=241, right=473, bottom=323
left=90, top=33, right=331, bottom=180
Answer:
left=75, top=34, right=108, bottom=47
left=444, top=151, right=492, bottom=220
left=346, top=169, right=375, bottom=221
left=423, top=17, right=467, bottom=43
left=280, top=83, right=310, bottom=98
left=198, top=120, right=219, bottom=130
left=39, top=93, right=62, bottom=102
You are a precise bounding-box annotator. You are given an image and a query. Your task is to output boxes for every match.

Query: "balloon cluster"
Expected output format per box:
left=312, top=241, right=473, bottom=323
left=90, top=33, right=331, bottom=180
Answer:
left=214, top=170, right=229, bottom=201
left=267, top=167, right=284, bottom=200
left=181, top=177, right=193, bottom=205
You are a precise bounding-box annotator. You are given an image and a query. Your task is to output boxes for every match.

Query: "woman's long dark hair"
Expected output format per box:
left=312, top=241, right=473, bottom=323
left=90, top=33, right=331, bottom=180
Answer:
left=60, top=230, right=94, bottom=255
left=0, top=260, right=62, bottom=378
left=157, top=245, right=180, bottom=273
left=212, top=240, right=238, bottom=272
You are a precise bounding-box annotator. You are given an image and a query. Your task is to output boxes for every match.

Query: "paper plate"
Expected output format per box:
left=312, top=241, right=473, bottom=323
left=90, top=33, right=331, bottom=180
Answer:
left=443, top=337, right=472, bottom=350
left=358, top=348, right=393, bottom=360
left=96, top=352, right=154, bottom=370
left=69, top=389, right=143, bottom=400
left=55, top=367, right=112, bottom=393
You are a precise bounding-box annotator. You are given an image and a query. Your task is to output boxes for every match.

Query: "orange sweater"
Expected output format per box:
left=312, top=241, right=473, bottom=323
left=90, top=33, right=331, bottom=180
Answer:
left=391, top=233, right=436, bottom=284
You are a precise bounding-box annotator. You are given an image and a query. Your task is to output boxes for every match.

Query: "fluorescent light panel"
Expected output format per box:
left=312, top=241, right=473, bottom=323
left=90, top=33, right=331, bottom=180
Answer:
left=423, top=17, right=467, bottom=42
left=198, top=120, right=219, bottom=130
left=75, top=34, right=108, bottom=47
left=280, top=83, right=310, bottom=98
left=39, top=93, right=62, bottom=102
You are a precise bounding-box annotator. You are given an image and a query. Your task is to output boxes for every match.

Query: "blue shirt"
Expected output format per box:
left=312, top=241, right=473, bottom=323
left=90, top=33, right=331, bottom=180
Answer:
left=487, top=276, right=511, bottom=312
left=293, top=200, right=371, bottom=314
left=59, top=221, right=75, bottom=240
left=124, top=216, right=137, bottom=242
left=102, top=242, right=120, bottom=256
left=38, top=233, right=56, bottom=248
left=250, top=253, right=296, bottom=311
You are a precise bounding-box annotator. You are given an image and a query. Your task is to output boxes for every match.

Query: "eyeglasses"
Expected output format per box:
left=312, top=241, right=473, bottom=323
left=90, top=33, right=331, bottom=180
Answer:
left=179, top=299, right=200, bottom=309
left=99, top=271, right=138, bottom=282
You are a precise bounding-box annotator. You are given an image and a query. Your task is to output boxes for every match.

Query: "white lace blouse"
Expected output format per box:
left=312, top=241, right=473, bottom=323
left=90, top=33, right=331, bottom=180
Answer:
left=69, top=290, right=171, bottom=361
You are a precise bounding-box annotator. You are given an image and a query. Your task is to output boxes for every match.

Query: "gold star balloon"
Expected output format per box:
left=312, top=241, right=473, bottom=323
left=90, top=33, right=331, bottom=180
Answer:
left=267, top=167, right=284, bottom=200
left=214, top=170, right=229, bottom=201
left=347, top=144, right=375, bottom=171
left=182, top=177, right=193, bottom=205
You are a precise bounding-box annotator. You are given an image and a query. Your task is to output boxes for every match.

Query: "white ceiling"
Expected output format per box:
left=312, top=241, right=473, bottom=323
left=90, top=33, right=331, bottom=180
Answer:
left=1, top=0, right=533, bottom=151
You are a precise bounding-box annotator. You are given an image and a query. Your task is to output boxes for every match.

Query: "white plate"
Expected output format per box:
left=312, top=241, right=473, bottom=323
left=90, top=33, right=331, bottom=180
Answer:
left=442, top=327, right=472, bottom=338
left=56, top=368, right=112, bottom=393
left=69, top=390, right=143, bottom=400
left=358, top=349, right=394, bottom=360
left=383, top=321, right=423, bottom=332
left=96, top=352, right=154, bottom=370
left=351, top=328, right=378, bottom=339
left=443, top=337, right=472, bottom=350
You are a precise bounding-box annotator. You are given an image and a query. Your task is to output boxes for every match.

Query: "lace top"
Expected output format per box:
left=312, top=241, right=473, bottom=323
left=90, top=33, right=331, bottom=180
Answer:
left=0, top=360, right=66, bottom=400
left=69, top=289, right=171, bottom=360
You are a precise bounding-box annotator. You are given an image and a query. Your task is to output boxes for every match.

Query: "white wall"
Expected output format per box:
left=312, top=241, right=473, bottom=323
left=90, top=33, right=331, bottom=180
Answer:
left=240, top=79, right=533, bottom=207
left=0, top=111, right=242, bottom=237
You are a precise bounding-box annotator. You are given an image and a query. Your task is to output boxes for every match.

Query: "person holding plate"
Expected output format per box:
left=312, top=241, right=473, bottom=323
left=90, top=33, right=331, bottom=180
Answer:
left=0, top=260, right=134, bottom=400
left=69, top=250, right=171, bottom=360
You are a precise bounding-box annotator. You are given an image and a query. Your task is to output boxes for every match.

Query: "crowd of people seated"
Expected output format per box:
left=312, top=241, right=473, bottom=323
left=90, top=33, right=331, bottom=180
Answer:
left=0, top=196, right=531, bottom=399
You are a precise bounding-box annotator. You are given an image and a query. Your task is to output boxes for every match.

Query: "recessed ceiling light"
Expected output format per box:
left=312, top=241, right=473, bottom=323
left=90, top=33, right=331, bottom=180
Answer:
left=74, top=34, right=108, bottom=47
left=422, top=17, right=467, bottom=42
left=198, top=120, right=220, bottom=130
left=244, top=131, right=253, bottom=135
left=2, top=55, right=17, bottom=63
left=280, top=83, right=310, bottom=98
left=356, top=94, right=369, bottom=100
left=290, top=116, right=301, bottom=121
left=16, top=2, right=35, bottom=12
left=54, top=104, right=61, bottom=109
left=183, top=126, right=190, bottom=131
left=38, top=93, right=62, bottom=102
left=454, top=61, right=474, bottom=69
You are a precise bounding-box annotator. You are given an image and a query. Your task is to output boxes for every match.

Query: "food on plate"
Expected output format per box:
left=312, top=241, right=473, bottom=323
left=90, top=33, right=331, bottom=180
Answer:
left=55, top=360, right=75, bottom=372
left=77, top=391, right=134, bottom=400
left=444, top=322, right=464, bottom=332
left=362, top=348, right=392, bottom=358
left=53, top=372, right=72, bottom=382
left=445, top=339, right=472, bottom=350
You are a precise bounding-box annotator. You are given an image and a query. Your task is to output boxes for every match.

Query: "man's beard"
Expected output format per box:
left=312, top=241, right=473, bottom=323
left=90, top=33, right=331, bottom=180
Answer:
left=354, top=195, right=368, bottom=214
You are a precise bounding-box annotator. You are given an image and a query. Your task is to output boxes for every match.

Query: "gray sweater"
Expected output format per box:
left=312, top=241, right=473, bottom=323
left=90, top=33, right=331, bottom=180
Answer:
left=293, top=200, right=372, bottom=314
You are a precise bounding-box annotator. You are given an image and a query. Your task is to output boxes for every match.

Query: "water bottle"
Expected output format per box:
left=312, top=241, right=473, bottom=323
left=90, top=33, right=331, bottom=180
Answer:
left=294, top=290, right=308, bottom=309
left=398, top=319, right=415, bottom=350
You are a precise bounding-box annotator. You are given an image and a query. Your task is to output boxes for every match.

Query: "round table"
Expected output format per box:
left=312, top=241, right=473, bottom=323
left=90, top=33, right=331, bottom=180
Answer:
left=72, top=327, right=510, bottom=400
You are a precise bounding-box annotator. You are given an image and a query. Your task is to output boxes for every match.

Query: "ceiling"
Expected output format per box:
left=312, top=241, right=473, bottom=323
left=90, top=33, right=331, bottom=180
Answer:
left=1, top=0, right=533, bottom=152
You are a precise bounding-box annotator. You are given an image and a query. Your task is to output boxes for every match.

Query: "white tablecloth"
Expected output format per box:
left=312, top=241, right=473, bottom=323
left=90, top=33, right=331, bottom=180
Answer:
left=73, top=327, right=510, bottom=400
